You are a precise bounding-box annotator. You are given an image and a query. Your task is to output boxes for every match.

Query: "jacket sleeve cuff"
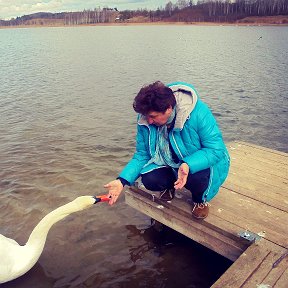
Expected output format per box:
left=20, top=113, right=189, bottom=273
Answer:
left=116, top=177, right=130, bottom=187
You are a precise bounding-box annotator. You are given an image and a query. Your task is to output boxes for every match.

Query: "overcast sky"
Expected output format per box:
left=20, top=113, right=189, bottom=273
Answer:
left=0, top=0, right=172, bottom=20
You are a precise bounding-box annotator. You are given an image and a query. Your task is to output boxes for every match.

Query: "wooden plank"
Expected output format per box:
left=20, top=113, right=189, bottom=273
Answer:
left=226, top=170, right=288, bottom=207
left=125, top=188, right=248, bottom=261
left=132, top=185, right=256, bottom=247
left=212, top=240, right=287, bottom=288
left=223, top=180, right=288, bottom=213
left=261, top=251, right=288, bottom=287
left=228, top=163, right=288, bottom=192
left=229, top=149, right=288, bottom=179
left=128, top=184, right=288, bottom=248
left=242, top=248, right=288, bottom=287
left=235, top=141, right=288, bottom=158
left=230, top=147, right=288, bottom=170
left=225, top=141, right=288, bottom=211
left=131, top=185, right=246, bottom=243
left=274, top=266, right=288, bottom=287
left=228, top=142, right=288, bottom=165
left=229, top=144, right=288, bottom=166
left=223, top=168, right=288, bottom=212
left=210, top=187, right=288, bottom=248
left=225, top=170, right=287, bottom=197
left=212, top=241, right=269, bottom=287
left=126, top=180, right=287, bottom=253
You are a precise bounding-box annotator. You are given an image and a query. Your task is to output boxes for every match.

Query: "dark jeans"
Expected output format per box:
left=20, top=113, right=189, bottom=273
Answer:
left=141, top=167, right=210, bottom=203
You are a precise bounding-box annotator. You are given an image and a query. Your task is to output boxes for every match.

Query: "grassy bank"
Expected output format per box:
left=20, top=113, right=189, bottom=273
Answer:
left=1, top=15, right=288, bottom=29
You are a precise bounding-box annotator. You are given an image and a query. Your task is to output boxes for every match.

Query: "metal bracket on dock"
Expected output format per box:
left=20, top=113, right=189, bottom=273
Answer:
left=238, top=231, right=262, bottom=243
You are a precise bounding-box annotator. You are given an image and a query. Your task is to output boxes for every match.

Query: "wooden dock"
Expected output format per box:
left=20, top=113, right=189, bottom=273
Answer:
left=125, top=141, right=288, bottom=287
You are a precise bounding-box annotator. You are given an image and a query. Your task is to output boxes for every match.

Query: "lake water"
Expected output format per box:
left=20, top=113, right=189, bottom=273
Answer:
left=0, top=25, right=287, bottom=288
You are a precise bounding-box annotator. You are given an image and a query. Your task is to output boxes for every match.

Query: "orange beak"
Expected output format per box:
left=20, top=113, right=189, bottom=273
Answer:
left=93, top=194, right=111, bottom=203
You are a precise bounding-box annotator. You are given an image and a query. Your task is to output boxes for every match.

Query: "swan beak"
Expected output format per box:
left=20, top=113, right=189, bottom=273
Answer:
left=93, top=195, right=111, bottom=204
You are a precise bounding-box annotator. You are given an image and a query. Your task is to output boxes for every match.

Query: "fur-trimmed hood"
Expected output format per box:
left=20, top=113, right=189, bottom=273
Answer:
left=168, top=82, right=198, bottom=130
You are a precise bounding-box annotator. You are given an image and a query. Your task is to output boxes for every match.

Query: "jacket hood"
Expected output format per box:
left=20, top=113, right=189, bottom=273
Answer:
left=138, top=82, right=198, bottom=130
left=168, top=82, right=198, bottom=130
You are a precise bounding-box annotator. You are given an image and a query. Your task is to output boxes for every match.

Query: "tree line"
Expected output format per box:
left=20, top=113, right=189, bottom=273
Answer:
left=134, top=0, right=288, bottom=23
left=63, top=8, right=118, bottom=25
left=1, top=0, right=287, bottom=26
left=0, top=8, right=118, bottom=26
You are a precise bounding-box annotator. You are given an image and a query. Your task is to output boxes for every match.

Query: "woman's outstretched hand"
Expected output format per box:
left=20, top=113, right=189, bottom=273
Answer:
left=174, top=163, right=189, bottom=190
left=104, top=179, right=123, bottom=205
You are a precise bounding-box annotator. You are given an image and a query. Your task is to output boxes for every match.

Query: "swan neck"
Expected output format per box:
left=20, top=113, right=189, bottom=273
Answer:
left=26, top=201, right=79, bottom=248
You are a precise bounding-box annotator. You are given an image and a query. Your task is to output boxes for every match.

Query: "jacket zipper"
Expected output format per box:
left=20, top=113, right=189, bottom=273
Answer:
left=170, top=132, right=184, bottom=159
left=138, top=122, right=152, bottom=157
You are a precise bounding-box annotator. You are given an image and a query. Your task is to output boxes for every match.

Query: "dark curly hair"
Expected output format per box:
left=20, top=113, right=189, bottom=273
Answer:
left=133, top=81, right=176, bottom=115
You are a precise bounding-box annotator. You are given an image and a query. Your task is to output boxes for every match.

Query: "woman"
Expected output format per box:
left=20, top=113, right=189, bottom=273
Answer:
left=105, top=81, right=230, bottom=219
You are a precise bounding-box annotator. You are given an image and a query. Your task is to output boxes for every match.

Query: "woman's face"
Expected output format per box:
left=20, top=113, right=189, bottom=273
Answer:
left=145, top=106, right=172, bottom=126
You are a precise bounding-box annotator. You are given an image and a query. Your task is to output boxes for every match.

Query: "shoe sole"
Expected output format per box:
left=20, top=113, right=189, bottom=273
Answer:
left=192, top=214, right=208, bottom=219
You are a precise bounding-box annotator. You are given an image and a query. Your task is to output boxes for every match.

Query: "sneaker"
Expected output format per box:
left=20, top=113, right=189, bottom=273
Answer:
left=191, top=202, right=210, bottom=219
left=159, top=188, right=175, bottom=201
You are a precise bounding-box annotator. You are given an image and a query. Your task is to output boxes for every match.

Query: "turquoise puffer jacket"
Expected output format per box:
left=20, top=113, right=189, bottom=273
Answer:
left=119, top=82, right=230, bottom=201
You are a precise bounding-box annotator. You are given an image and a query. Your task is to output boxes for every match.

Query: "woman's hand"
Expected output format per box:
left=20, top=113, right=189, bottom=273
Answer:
left=104, top=179, right=123, bottom=205
left=174, top=163, right=189, bottom=190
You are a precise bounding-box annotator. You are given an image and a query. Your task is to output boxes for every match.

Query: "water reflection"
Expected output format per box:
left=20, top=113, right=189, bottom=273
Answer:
left=1, top=263, right=54, bottom=288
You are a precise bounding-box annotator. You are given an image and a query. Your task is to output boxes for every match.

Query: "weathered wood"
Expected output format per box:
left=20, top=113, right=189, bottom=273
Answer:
left=263, top=258, right=288, bottom=286
left=235, top=141, right=288, bottom=157
left=212, top=240, right=288, bottom=287
left=230, top=141, right=288, bottom=164
left=274, top=266, right=288, bottom=287
left=224, top=169, right=287, bottom=193
left=211, top=188, right=288, bottom=248
left=224, top=142, right=288, bottom=212
left=125, top=141, right=288, bottom=287
left=125, top=188, right=247, bottom=261
left=228, top=162, right=287, bottom=192
left=223, top=185, right=287, bottom=214
left=229, top=150, right=287, bottom=179
left=228, top=145, right=288, bottom=168
left=223, top=179, right=288, bottom=213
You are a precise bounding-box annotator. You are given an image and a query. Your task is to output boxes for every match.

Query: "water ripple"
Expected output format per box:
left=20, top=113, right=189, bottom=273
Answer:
left=1, top=25, right=287, bottom=287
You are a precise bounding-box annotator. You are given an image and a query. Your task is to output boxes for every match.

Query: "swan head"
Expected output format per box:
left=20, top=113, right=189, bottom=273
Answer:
left=72, top=196, right=98, bottom=211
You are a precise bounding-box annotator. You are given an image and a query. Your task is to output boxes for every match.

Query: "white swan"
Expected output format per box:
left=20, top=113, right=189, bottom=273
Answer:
left=0, top=195, right=109, bottom=284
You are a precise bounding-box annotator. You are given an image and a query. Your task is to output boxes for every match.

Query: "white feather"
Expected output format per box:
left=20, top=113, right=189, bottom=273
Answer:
left=0, top=196, right=96, bottom=284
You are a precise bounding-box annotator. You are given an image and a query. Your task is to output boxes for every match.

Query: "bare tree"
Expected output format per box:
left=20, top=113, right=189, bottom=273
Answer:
left=165, top=1, right=174, bottom=16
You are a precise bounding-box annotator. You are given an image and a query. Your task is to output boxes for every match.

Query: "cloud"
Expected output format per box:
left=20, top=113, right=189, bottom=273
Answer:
left=0, top=0, right=168, bottom=20
left=0, top=0, right=63, bottom=19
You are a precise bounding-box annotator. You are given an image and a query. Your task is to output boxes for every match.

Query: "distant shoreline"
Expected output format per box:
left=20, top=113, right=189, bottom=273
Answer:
left=1, top=20, right=288, bottom=29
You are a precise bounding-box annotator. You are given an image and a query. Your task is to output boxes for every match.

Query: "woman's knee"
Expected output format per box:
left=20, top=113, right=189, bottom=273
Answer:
left=141, top=172, right=161, bottom=190
left=141, top=168, right=175, bottom=191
